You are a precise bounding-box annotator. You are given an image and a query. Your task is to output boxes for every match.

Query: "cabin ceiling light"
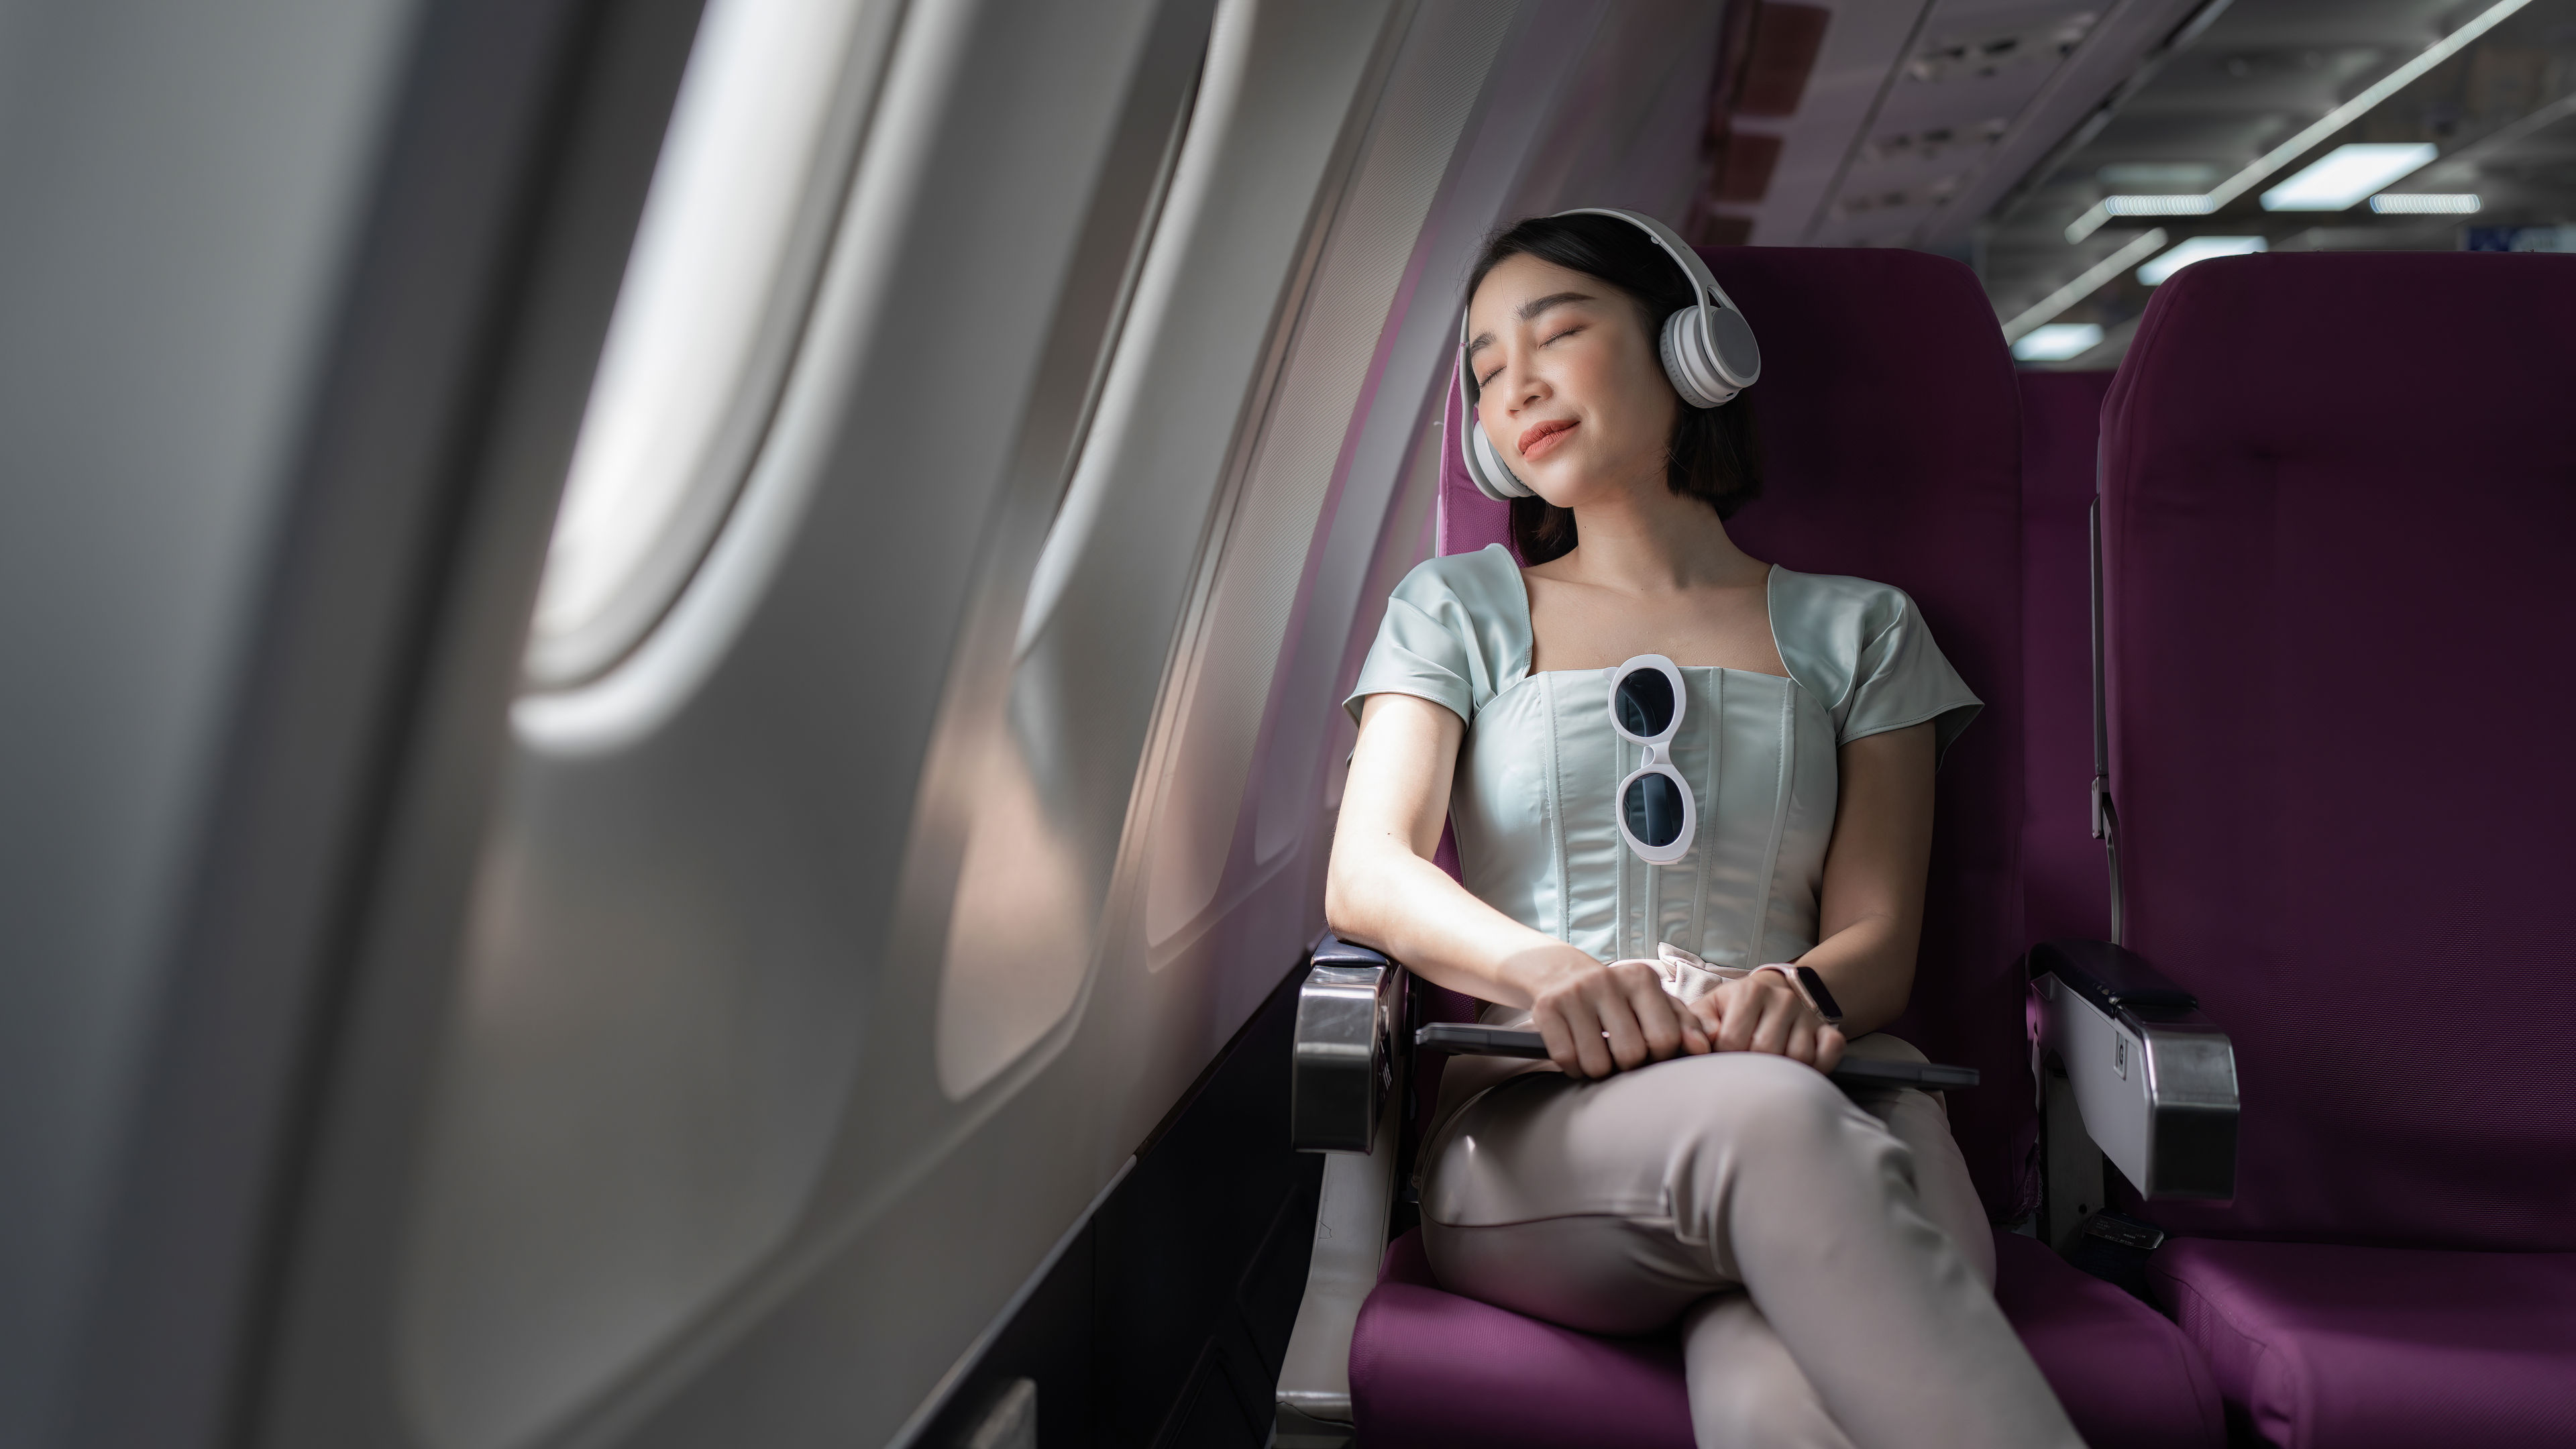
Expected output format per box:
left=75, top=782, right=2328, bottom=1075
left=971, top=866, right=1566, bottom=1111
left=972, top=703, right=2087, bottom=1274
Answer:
left=2137, top=236, right=2267, bottom=285
left=2098, top=162, right=2220, bottom=189
left=2106, top=195, right=2216, bottom=215
left=2370, top=193, right=2481, bottom=213
left=2013, top=323, right=2105, bottom=361
left=2002, top=229, right=2169, bottom=342
left=2261, top=144, right=2438, bottom=210
left=2063, top=0, right=2534, bottom=241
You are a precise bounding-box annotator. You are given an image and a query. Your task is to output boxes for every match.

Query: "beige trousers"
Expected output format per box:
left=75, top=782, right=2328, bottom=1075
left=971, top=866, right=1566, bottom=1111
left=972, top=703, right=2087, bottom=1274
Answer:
left=1419, top=1036, right=2082, bottom=1449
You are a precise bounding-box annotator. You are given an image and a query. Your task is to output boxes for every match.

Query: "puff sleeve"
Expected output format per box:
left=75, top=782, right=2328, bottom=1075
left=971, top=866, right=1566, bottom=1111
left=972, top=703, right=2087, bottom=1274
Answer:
left=1342, top=547, right=1524, bottom=727
left=1841, top=592, right=1982, bottom=763
left=1770, top=568, right=1983, bottom=766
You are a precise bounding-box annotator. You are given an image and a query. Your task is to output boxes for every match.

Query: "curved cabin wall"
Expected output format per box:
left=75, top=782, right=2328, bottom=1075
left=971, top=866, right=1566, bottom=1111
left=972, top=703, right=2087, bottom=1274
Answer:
left=203, top=2, right=1731, bottom=1448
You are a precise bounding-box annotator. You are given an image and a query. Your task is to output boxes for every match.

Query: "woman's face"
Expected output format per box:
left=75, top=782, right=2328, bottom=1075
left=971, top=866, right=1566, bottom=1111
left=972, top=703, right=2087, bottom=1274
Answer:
left=1466, top=252, right=1677, bottom=510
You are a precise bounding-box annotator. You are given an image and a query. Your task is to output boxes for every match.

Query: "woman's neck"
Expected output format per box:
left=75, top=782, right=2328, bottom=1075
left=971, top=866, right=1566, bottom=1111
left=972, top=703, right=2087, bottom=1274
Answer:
left=1550, top=477, right=1766, bottom=594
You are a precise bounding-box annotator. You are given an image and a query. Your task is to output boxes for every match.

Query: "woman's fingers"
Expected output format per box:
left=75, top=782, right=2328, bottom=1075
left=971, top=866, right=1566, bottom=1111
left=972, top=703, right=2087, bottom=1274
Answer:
left=1590, top=966, right=1652, bottom=1071
left=1712, top=981, right=1750, bottom=1052
left=1782, top=1014, right=1810, bottom=1064
left=1749, top=990, right=1799, bottom=1055
left=1815, top=1025, right=1846, bottom=1073
left=1534, top=1007, right=1578, bottom=1075
left=1614, top=963, right=1688, bottom=1064
left=1716, top=977, right=1774, bottom=1053
left=1678, top=1002, right=1712, bottom=1055
left=1560, top=995, right=1618, bottom=1079
left=1532, top=987, right=1608, bottom=1077
left=1713, top=975, right=1829, bottom=1061
left=1532, top=959, right=1744, bottom=1077
left=1528, top=954, right=1616, bottom=1077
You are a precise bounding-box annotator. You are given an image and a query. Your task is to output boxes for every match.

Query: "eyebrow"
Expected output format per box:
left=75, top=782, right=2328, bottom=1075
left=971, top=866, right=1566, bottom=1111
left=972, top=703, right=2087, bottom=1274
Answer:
left=1464, top=290, right=1597, bottom=358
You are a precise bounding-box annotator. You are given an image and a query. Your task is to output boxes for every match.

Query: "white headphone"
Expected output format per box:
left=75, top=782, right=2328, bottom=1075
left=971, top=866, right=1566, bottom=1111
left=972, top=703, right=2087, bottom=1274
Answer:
left=1456, top=208, right=1761, bottom=502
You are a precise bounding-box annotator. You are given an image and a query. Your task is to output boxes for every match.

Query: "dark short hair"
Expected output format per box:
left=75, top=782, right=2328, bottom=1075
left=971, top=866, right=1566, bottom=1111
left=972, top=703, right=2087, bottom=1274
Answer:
left=1463, top=213, right=1762, bottom=564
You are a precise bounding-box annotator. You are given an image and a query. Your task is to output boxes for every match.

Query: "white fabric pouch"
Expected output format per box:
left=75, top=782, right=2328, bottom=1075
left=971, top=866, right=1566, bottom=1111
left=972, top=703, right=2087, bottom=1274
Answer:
left=1628, top=941, right=1751, bottom=1004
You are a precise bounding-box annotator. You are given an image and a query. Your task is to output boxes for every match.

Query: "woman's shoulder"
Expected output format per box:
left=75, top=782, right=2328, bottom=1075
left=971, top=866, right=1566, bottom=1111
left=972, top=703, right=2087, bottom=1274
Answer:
left=1769, top=567, right=1918, bottom=674
left=1767, top=566, right=1939, bottom=699
left=1769, top=566, right=1916, bottom=620
left=1767, top=566, right=1980, bottom=753
left=1345, top=545, right=1531, bottom=726
left=1387, top=543, right=1526, bottom=619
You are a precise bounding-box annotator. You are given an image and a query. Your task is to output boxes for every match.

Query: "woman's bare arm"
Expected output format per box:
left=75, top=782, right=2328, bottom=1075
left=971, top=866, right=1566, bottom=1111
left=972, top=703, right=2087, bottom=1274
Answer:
left=1799, top=720, right=1937, bottom=1035
left=1323, top=693, right=1538, bottom=994
left=1326, top=692, right=1705, bottom=1077
left=1690, top=720, right=1935, bottom=1069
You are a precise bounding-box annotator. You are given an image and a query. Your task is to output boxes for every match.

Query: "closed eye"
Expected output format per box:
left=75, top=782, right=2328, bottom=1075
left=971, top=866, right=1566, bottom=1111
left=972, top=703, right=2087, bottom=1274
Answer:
left=1479, top=325, right=1581, bottom=387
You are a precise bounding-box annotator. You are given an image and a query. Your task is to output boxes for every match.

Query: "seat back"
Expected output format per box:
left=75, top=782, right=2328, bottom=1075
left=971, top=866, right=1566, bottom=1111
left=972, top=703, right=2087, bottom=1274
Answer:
left=1437, top=246, right=2032, bottom=1216
left=2017, top=371, right=2116, bottom=949
left=2100, top=252, right=2576, bottom=1249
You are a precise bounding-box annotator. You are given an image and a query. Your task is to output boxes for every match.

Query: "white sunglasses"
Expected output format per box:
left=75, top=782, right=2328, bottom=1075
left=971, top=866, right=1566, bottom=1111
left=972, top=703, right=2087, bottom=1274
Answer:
left=1607, top=654, right=1697, bottom=865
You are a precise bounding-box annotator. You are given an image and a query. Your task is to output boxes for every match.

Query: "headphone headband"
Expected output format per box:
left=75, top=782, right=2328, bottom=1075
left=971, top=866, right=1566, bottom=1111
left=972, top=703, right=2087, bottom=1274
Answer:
left=1546, top=206, right=1745, bottom=342
left=1454, top=208, right=1759, bottom=502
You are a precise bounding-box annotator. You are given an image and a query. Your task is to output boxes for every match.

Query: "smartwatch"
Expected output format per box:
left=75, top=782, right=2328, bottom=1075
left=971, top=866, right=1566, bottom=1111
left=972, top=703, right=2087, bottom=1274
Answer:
left=1754, top=963, right=1845, bottom=1029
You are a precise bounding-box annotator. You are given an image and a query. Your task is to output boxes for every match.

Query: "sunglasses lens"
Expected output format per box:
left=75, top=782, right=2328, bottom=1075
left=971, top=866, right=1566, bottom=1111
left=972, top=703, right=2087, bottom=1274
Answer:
left=1613, top=669, right=1676, bottom=738
left=1623, top=773, right=1687, bottom=849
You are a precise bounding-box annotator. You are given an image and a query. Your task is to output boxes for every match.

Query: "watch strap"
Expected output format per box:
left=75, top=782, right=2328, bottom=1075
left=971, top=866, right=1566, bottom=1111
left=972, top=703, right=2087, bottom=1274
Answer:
left=1753, top=963, right=1844, bottom=1028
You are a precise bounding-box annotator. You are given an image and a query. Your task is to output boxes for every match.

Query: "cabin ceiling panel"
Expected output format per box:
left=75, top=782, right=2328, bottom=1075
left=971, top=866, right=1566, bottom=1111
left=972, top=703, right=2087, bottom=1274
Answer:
left=1699, top=0, right=2212, bottom=250
left=1735, top=0, right=1934, bottom=244
left=1985, top=0, right=2576, bottom=370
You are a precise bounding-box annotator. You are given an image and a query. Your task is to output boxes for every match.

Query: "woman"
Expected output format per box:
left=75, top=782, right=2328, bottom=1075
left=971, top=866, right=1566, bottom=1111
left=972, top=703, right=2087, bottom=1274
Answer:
left=1326, top=212, right=2080, bottom=1449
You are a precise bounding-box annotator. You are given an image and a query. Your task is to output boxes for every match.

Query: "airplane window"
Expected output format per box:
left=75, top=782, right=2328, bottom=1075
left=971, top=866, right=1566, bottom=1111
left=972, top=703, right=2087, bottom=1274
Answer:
left=522, top=0, right=883, bottom=690
left=393, top=6, right=891, bottom=1449
left=1132, top=7, right=1525, bottom=958
left=928, top=17, right=1214, bottom=1101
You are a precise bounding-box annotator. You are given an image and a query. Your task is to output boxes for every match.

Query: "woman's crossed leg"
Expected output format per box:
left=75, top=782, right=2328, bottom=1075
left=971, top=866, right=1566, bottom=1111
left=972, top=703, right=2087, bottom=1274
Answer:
left=1419, top=1047, right=2077, bottom=1449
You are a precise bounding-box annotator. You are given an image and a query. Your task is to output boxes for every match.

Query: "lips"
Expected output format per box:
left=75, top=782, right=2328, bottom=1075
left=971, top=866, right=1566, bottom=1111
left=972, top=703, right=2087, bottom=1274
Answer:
left=1518, top=419, right=1576, bottom=459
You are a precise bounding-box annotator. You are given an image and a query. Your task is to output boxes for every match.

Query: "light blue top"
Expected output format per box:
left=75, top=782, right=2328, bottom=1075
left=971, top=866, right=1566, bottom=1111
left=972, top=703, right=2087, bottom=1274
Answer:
left=1346, top=544, right=1979, bottom=968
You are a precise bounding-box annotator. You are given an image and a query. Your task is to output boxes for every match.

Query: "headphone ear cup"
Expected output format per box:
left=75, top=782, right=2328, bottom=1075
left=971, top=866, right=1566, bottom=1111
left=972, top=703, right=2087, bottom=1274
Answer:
left=1659, top=305, right=1762, bottom=409
left=1659, top=308, right=1735, bottom=409
left=1466, top=420, right=1532, bottom=500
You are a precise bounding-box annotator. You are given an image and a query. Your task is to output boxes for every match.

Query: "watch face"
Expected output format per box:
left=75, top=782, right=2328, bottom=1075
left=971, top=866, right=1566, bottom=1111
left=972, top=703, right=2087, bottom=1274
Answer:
left=1792, top=965, right=1845, bottom=1024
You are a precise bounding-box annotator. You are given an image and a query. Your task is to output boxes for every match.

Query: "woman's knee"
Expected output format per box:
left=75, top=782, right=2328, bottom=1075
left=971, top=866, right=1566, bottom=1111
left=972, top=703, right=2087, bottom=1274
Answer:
left=1677, top=1052, right=1856, bottom=1138
left=1655, top=1053, right=1908, bottom=1191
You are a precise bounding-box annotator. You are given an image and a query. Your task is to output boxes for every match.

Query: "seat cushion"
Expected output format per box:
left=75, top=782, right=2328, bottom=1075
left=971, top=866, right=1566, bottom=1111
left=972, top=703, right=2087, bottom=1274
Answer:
left=2151, top=1238, right=2576, bottom=1449
left=1349, top=1230, right=1695, bottom=1448
left=1349, top=1228, right=2222, bottom=1448
left=1991, top=1230, right=2223, bottom=1449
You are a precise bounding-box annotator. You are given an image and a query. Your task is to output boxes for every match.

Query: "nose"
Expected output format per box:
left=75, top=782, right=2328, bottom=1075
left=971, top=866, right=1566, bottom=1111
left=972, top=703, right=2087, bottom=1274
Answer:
left=1501, top=343, right=1547, bottom=411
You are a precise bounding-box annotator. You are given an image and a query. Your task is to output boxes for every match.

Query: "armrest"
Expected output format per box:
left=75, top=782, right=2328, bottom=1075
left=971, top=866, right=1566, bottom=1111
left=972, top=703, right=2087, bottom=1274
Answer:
left=1279, top=936, right=1409, bottom=1444
left=1290, top=933, right=1406, bottom=1154
left=1275, top=1083, right=1401, bottom=1446
left=2032, top=937, right=2198, bottom=1018
left=2028, top=938, right=2238, bottom=1201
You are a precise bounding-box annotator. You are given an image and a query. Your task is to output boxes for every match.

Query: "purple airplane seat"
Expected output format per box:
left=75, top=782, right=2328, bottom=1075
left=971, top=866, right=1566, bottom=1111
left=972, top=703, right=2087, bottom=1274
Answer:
left=1347, top=247, right=2221, bottom=1448
left=2098, top=251, right=2576, bottom=1448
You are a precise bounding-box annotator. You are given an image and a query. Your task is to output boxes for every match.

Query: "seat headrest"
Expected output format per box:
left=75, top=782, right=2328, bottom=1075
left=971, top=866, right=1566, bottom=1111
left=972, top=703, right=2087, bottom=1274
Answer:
left=2105, top=250, right=2576, bottom=496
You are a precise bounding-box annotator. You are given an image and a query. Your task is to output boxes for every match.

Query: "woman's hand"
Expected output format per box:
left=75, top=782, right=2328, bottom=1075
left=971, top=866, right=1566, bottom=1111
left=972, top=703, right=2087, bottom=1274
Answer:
left=1523, top=947, right=1710, bottom=1079
left=1688, top=971, right=1845, bottom=1072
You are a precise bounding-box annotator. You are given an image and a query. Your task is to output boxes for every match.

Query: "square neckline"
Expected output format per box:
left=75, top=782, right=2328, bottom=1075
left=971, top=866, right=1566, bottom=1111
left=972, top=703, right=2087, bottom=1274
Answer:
left=1504, top=550, right=1794, bottom=686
